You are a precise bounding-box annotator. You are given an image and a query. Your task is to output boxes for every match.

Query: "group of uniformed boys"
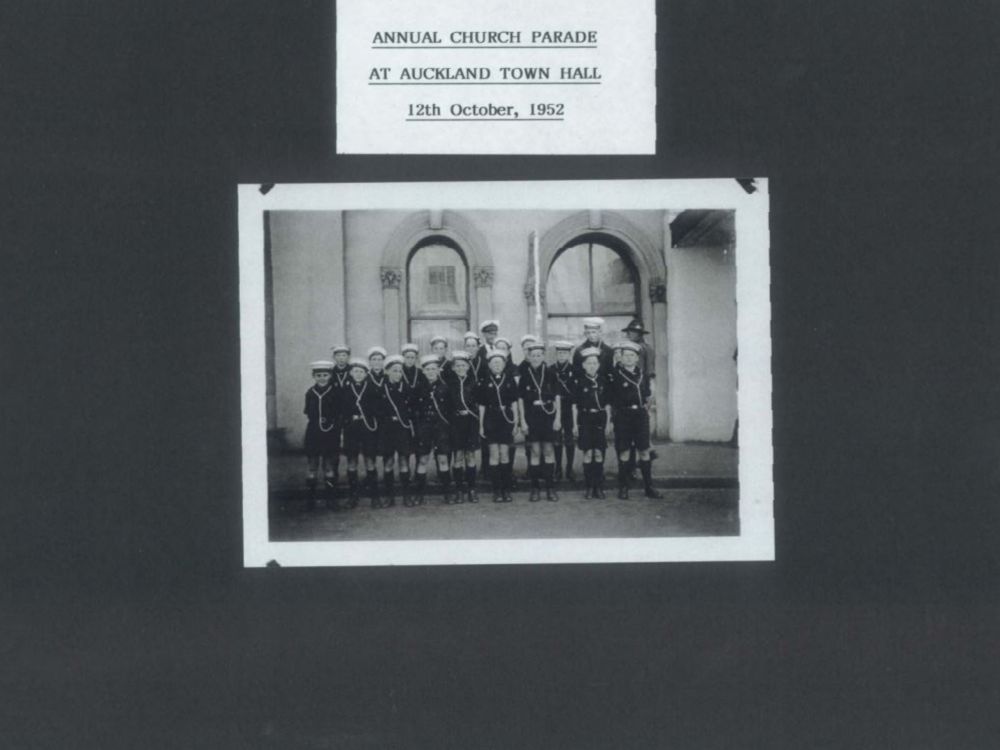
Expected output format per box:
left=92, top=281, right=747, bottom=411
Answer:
left=300, top=317, right=662, bottom=510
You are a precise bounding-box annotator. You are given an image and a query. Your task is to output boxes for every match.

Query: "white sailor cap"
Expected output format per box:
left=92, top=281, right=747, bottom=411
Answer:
left=520, top=334, right=539, bottom=346
left=479, top=319, right=500, bottom=332
left=419, top=354, right=441, bottom=368
left=463, top=331, right=481, bottom=343
left=524, top=340, right=546, bottom=352
left=494, top=336, right=511, bottom=348
left=553, top=340, right=575, bottom=351
left=384, top=355, right=404, bottom=368
left=579, top=347, right=602, bottom=361
left=400, top=343, right=419, bottom=355
left=348, top=358, right=369, bottom=371
left=429, top=335, right=448, bottom=347
left=612, top=340, right=627, bottom=351
left=367, top=346, right=387, bottom=359
left=310, top=360, right=336, bottom=371
left=619, top=341, right=641, bottom=353
left=582, top=317, right=605, bottom=328
left=486, top=348, right=508, bottom=363
left=330, top=345, right=350, bottom=356
left=451, top=351, right=471, bottom=362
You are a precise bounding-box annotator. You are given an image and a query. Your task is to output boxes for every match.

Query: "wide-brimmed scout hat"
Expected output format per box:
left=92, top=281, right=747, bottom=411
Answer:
left=621, top=318, right=650, bottom=335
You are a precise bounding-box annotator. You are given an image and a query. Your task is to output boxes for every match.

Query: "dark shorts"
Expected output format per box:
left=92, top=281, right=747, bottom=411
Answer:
left=378, top=418, right=413, bottom=457
left=482, top=409, right=515, bottom=444
left=304, top=422, right=340, bottom=457
left=613, top=407, right=651, bottom=453
left=342, top=417, right=380, bottom=457
left=525, top=406, right=558, bottom=443
left=576, top=410, right=608, bottom=451
left=415, top=418, right=451, bottom=456
left=450, top=413, right=480, bottom=452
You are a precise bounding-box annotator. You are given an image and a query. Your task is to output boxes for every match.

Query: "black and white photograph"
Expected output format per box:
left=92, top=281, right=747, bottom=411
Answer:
left=240, top=179, right=772, bottom=566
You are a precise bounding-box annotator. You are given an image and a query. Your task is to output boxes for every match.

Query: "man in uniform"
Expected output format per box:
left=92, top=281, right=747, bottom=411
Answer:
left=572, top=317, right=615, bottom=375
left=621, top=318, right=655, bottom=382
left=608, top=341, right=662, bottom=500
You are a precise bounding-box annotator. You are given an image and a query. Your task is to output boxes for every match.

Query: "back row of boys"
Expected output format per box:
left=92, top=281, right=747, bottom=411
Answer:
left=302, top=316, right=661, bottom=509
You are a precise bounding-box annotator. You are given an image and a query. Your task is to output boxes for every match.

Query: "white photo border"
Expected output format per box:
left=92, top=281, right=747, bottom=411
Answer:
left=239, top=179, right=773, bottom=566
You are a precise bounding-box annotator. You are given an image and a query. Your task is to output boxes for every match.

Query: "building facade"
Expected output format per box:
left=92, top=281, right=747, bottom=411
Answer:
left=265, top=208, right=737, bottom=448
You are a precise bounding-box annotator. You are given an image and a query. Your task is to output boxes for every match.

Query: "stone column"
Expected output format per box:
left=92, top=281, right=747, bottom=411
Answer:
left=472, top=265, right=494, bottom=331
left=649, top=275, right=670, bottom=438
left=380, top=266, right=403, bottom=351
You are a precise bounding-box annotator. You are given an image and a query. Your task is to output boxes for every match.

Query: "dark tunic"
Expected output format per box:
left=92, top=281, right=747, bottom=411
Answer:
left=608, top=365, right=652, bottom=452
left=448, top=373, right=481, bottom=452
left=377, top=379, right=414, bottom=457
left=303, top=384, right=340, bottom=456
left=477, top=372, right=519, bottom=443
left=552, top=361, right=577, bottom=437
left=412, top=378, right=452, bottom=455
left=401, top=364, right=424, bottom=390
left=572, top=373, right=611, bottom=451
left=518, top=363, right=560, bottom=442
left=341, top=380, right=382, bottom=456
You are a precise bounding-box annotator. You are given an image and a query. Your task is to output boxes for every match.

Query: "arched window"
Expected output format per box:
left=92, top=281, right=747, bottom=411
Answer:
left=546, top=236, right=640, bottom=342
left=407, top=237, right=469, bottom=352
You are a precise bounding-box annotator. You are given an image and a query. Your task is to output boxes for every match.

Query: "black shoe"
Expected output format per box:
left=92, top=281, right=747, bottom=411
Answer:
left=529, top=487, right=541, bottom=502
left=502, top=489, right=513, bottom=502
left=595, top=485, right=606, bottom=499
left=546, top=488, right=559, bottom=502
left=644, top=486, right=663, bottom=499
left=583, top=485, right=593, bottom=499
left=492, top=491, right=503, bottom=503
left=565, top=468, right=576, bottom=482
left=618, top=486, right=629, bottom=500
left=466, top=489, right=478, bottom=504
left=554, top=466, right=564, bottom=480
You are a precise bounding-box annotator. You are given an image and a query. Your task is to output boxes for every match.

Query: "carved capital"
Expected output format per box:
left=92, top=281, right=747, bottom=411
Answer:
left=472, top=266, right=495, bottom=288
left=380, top=267, right=403, bottom=290
left=649, top=278, right=667, bottom=304
left=523, top=283, right=546, bottom=304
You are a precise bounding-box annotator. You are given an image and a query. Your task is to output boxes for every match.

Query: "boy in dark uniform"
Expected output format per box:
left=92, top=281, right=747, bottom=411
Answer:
left=367, top=346, right=388, bottom=389
left=551, top=340, right=578, bottom=481
left=302, top=360, right=340, bottom=510
left=327, top=345, right=352, bottom=495
left=518, top=341, right=561, bottom=502
left=477, top=349, right=521, bottom=502
left=462, top=331, right=485, bottom=383
left=608, top=341, right=662, bottom=499
left=377, top=355, right=415, bottom=507
left=412, top=355, right=454, bottom=504
left=572, top=317, right=615, bottom=375
left=341, top=358, right=383, bottom=508
left=572, top=348, right=613, bottom=498
left=400, top=343, right=423, bottom=389
left=447, top=351, right=481, bottom=504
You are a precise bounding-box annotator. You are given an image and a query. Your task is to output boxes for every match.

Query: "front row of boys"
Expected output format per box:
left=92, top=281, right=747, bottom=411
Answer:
left=301, top=319, right=661, bottom=510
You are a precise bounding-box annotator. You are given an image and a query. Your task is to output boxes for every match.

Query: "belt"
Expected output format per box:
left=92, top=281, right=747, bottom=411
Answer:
left=456, top=410, right=473, bottom=416
left=351, top=415, right=364, bottom=421
left=581, top=408, right=604, bottom=413
left=389, top=416, right=399, bottom=422
left=620, top=405, right=642, bottom=410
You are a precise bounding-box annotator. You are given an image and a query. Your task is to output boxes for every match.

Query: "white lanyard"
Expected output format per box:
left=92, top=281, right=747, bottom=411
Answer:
left=619, top=368, right=643, bottom=405
left=384, top=382, right=413, bottom=431
left=334, top=370, right=349, bottom=387
left=528, top=364, right=556, bottom=415
left=404, top=366, right=419, bottom=388
left=311, top=386, right=336, bottom=432
left=584, top=375, right=603, bottom=410
left=428, top=382, right=450, bottom=424
left=490, top=375, right=516, bottom=424
left=456, top=375, right=472, bottom=413
left=351, top=382, right=378, bottom=431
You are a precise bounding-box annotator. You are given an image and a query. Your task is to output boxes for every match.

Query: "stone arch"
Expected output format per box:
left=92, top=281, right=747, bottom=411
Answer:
left=378, top=211, right=495, bottom=351
left=536, top=210, right=669, bottom=436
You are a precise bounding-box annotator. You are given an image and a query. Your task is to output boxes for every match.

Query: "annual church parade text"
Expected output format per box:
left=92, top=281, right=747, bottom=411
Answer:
left=371, top=30, right=599, bottom=45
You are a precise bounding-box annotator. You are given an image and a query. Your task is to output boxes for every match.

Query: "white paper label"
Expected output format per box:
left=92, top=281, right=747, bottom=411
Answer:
left=336, top=0, right=656, bottom=154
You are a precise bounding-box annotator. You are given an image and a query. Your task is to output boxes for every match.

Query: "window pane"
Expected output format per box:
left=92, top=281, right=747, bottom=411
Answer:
left=409, top=244, right=467, bottom=316
left=410, top=319, right=469, bottom=354
left=591, top=244, right=637, bottom=315
left=546, top=243, right=591, bottom=314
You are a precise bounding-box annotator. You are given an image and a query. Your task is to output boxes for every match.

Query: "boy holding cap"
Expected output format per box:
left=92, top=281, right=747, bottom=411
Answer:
left=608, top=341, right=662, bottom=499
left=341, top=358, right=383, bottom=508
left=377, top=354, right=415, bottom=507
left=551, top=340, right=578, bottom=481
left=447, top=351, right=481, bottom=503
left=572, top=348, right=614, bottom=498
left=477, top=348, right=521, bottom=502
left=518, top=340, right=561, bottom=501
left=302, top=360, right=341, bottom=510
left=412, top=355, right=455, bottom=504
